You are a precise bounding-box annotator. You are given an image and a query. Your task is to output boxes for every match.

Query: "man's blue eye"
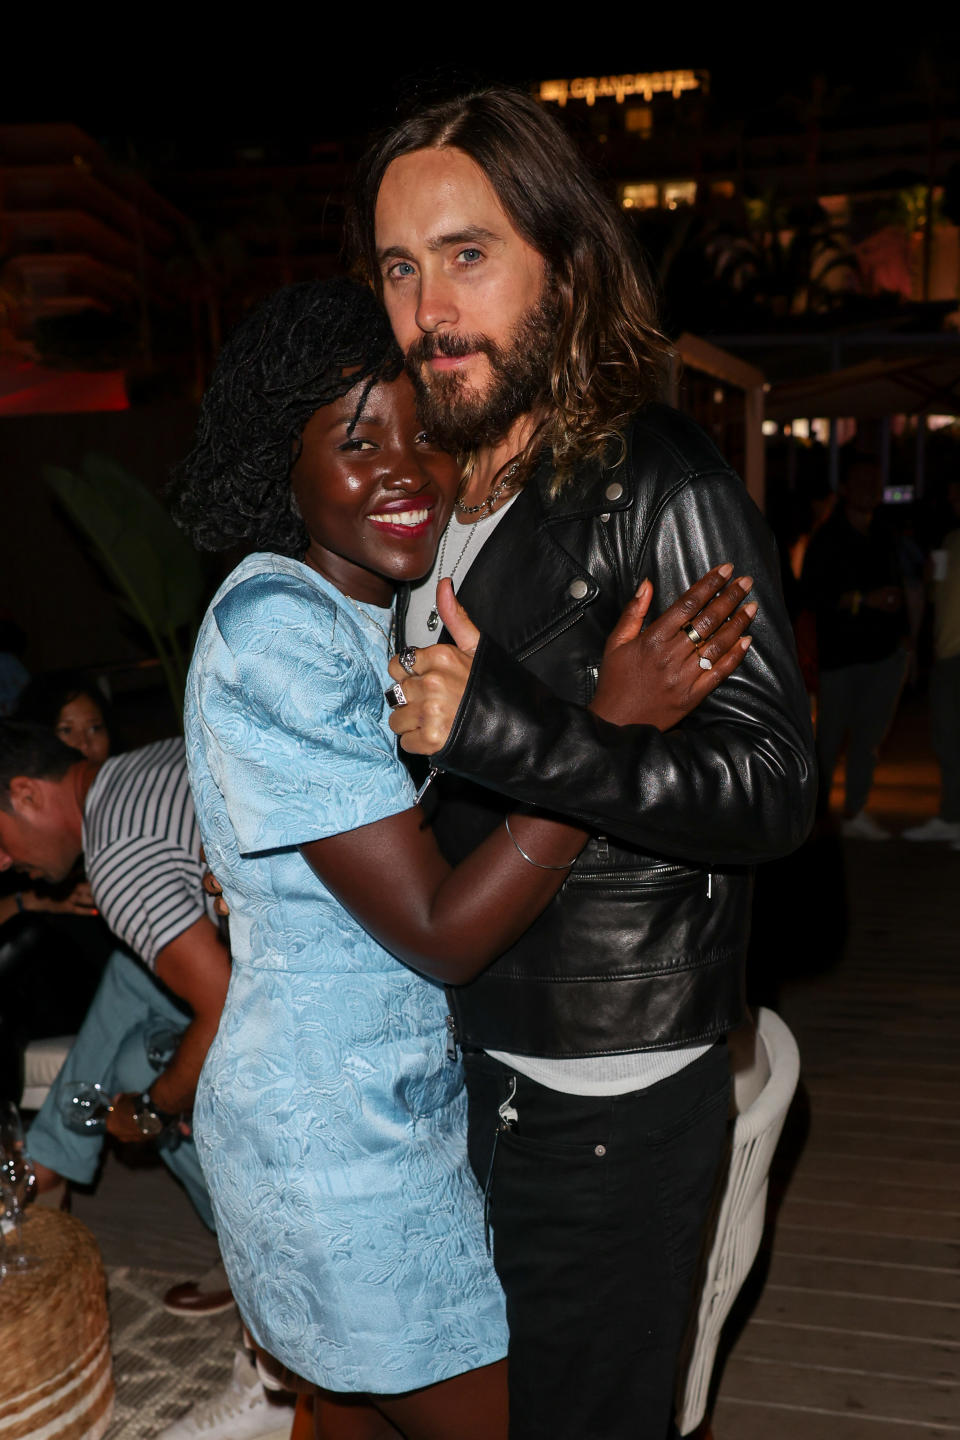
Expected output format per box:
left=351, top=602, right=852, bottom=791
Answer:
left=459, top=248, right=482, bottom=263
left=391, top=262, right=415, bottom=278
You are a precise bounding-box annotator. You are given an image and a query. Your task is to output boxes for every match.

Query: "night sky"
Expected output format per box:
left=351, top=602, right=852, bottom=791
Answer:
left=3, top=29, right=950, bottom=144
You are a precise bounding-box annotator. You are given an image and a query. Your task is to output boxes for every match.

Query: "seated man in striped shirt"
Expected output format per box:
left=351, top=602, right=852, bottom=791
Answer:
left=0, top=721, right=231, bottom=1313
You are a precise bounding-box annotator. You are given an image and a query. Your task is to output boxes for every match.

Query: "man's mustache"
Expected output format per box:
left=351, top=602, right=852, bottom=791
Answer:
left=407, top=332, right=496, bottom=367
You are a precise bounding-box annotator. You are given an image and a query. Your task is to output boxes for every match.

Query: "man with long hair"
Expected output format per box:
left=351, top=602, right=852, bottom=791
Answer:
left=349, top=88, right=815, bottom=1439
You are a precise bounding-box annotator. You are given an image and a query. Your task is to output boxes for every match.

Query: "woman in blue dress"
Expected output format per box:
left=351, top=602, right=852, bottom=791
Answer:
left=174, top=279, right=752, bottom=1439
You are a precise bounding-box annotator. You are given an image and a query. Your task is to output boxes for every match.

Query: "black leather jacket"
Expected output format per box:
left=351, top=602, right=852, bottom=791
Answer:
left=402, top=405, right=816, bottom=1057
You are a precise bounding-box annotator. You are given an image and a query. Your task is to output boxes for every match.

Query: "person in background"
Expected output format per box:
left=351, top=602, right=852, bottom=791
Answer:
left=0, top=721, right=237, bottom=1327
left=0, top=673, right=115, bottom=1104
left=19, top=670, right=113, bottom=764
left=801, top=449, right=909, bottom=838
left=903, top=479, right=960, bottom=845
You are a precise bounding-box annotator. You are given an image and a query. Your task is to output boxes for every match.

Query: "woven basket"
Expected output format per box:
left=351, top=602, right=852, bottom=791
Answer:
left=0, top=1209, right=114, bottom=1440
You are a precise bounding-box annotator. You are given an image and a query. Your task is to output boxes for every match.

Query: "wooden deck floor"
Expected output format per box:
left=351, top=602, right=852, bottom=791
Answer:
left=710, top=698, right=960, bottom=1439
left=67, top=696, right=960, bottom=1437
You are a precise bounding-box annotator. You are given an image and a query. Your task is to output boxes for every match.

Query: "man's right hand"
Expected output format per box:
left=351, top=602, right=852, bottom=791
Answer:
left=590, top=563, right=756, bottom=730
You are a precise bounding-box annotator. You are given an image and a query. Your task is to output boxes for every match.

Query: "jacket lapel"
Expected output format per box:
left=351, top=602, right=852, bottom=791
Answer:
left=452, top=457, right=630, bottom=659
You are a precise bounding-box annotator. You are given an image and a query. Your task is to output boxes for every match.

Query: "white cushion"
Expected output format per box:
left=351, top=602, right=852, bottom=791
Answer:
left=21, top=1034, right=75, bottom=1110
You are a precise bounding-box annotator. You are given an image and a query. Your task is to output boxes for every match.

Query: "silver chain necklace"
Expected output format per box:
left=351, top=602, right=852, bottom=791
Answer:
left=427, top=461, right=520, bottom=632
left=454, top=460, right=520, bottom=516
left=426, top=520, right=482, bottom=632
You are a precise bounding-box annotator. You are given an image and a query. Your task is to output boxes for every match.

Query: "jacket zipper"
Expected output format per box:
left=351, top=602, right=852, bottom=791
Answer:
left=572, top=862, right=692, bottom=883
left=516, top=607, right=588, bottom=663
left=445, top=1013, right=459, bottom=1062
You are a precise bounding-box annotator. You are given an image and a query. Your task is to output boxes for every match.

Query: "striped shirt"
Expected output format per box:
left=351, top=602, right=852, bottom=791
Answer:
left=82, top=738, right=209, bottom=971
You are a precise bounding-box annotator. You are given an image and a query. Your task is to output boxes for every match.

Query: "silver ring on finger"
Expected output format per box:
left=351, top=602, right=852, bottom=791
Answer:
left=698, top=655, right=713, bottom=671
left=683, top=623, right=704, bottom=648
left=398, top=646, right=418, bottom=675
left=384, top=682, right=408, bottom=709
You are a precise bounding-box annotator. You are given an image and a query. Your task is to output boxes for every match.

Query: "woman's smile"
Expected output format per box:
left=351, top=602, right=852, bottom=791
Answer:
left=291, top=371, right=458, bottom=604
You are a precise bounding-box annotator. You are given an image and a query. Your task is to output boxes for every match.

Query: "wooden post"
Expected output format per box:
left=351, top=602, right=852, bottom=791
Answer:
left=744, top=385, right=766, bottom=513
left=915, top=413, right=927, bottom=498
left=674, top=334, right=767, bottom=511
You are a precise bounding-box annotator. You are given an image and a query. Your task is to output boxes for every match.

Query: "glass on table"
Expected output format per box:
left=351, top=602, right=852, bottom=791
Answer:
left=0, top=1101, right=40, bottom=1269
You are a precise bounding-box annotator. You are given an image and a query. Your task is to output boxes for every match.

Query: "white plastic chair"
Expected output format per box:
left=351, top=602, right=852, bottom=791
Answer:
left=675, top=1007, right=801, bottom=1436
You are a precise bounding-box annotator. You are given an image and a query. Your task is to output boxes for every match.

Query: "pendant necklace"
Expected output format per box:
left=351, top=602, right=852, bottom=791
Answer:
left=427, top=461, right=520, bottom=633
left=426, top=519, right=481, bottom=633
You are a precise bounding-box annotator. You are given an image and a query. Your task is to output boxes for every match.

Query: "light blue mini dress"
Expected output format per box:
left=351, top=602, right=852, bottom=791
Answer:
left=184, top=552, right=507, bottom=1394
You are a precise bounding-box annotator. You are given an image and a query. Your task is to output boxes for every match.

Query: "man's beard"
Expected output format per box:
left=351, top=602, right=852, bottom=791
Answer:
left=405, top=290, right=558, bottom=452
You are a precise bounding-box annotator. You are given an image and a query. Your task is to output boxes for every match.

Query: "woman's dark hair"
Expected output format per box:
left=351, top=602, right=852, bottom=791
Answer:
left=17, top=671, right=112, bottom=738
left=171, top=278, right=404, bottom=554
left=347, top=88, right=673, bottom=491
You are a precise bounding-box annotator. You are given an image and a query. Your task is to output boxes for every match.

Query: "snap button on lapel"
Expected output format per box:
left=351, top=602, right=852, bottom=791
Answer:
left=600, top=513, right=610, bottom=523
left=568, top=578, right=589, bottom=600
left=604, top=481, right=624, bottom=502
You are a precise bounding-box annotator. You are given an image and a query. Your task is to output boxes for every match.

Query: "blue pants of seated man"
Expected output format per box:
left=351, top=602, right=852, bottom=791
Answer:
left=26, top=950, right=214, bottom=1230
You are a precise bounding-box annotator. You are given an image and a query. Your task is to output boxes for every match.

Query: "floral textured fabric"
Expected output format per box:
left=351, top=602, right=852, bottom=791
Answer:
left=184, top=553, right=507, bottom=1393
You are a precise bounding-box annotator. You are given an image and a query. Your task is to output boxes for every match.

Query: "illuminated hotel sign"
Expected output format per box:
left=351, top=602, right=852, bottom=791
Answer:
left=539, top=70, right=705, bottom=108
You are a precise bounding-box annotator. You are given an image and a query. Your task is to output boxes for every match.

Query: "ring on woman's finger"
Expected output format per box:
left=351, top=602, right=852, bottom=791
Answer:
left=683, top=623, right=704, bottom=648
left=698, top=655, right=713, bottom=671
left=398, top=646, right=418, bottom=675
left=384, top=682, right=408, bottom=709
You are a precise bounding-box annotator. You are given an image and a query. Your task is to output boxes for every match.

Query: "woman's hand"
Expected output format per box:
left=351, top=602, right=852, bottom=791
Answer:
left=590, top=563, right=756, bottom=730
left=200, top=849, right=230, bottom=918
left=387, top=578, right=478, bottom=755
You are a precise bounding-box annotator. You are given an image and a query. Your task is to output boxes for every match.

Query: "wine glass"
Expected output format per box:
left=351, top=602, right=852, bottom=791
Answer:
left=59, top=1081, right=181, bottom=1151
left=0, top=1101, right=40, bottom=1269
left=144, top=1025, right=183, bottom=1072
left=59, top=1082, right=114, bottom=1134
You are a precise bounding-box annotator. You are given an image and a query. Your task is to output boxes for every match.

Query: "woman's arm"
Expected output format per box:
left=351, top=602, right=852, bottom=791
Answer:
left=415, top=478, right=815, bottom=864
left=302, top=568, right=754, bottom=985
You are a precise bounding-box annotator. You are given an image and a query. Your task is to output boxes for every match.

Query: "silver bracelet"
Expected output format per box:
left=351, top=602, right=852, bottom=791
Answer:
left=504, top=816, right=579, bottom=871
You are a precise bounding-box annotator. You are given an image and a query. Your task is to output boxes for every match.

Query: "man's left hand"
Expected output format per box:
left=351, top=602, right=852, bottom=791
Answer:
left=387, top=579, right=480, bottom=755
left=106, top=1092, right=151, bottom=1144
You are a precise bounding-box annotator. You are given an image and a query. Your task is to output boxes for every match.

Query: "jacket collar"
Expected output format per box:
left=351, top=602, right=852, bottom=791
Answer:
left=449, top=450, right=631, bottom=660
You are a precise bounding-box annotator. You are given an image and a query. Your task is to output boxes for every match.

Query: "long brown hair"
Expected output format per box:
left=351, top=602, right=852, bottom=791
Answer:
left=347, top=88, right=673, bottom=490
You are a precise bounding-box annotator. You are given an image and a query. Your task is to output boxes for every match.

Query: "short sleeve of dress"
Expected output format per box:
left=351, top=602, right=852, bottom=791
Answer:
left=197, top=571, right=415, bottom=856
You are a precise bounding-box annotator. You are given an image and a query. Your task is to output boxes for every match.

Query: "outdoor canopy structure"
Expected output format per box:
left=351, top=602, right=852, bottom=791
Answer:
left=765, top=343, right=960, bottom=494
left=765, top=348, right=960, bottom=421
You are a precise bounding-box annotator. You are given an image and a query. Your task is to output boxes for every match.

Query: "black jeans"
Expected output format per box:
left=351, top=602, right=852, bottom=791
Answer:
left=464, top=1043, right=730, bottom=1440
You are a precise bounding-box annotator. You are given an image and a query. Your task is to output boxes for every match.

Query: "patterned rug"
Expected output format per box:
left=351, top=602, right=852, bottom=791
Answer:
left=103, top=1267, right=263, bottom=1439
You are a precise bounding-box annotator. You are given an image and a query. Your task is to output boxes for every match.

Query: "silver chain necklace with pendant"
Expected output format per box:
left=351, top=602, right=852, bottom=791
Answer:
left=427, top=461, right=520, bottom=633
left=426, top=519, right=482, bottom=632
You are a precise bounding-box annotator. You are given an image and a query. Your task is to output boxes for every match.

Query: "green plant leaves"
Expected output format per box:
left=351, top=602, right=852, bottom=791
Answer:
left=43, top=453, right=205, bottom=716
